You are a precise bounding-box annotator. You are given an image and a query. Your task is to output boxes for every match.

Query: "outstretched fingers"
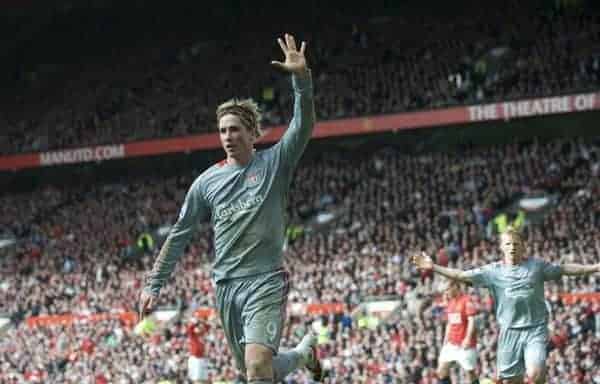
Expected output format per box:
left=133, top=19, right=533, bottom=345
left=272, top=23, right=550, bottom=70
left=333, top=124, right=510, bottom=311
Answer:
left=285, top=33, right=297, bottom=51
left=277, top=37, right=287, bottom=54
left=271, top=33, right=308, bottom=73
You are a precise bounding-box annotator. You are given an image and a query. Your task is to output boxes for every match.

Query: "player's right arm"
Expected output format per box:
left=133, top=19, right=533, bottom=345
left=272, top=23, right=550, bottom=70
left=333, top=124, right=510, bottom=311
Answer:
left=271, top=34, right=315, bottom=174
left=443, top=317, right=451, bottom=345
left=139, top=180, right=209, bottom=318
left=558, top=263, right=600, bottom=276
left=462, top=315, right=476, bottom=348
left=412, top=252, right=493, bottom=288
left=411, top=252, right=474, bottom=284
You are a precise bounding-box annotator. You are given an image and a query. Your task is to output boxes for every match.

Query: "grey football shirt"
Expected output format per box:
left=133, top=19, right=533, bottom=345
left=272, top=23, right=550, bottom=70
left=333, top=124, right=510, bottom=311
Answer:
left=145, top=73, right=314, bottom=295
left=463, top=258, right=562, bottom=329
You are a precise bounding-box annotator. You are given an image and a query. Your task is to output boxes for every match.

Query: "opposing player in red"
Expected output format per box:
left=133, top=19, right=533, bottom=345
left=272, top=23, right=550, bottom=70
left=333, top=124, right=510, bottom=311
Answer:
left=187, top=317, right=210, bottom=384
left=438, top=279, right=480, bottom=384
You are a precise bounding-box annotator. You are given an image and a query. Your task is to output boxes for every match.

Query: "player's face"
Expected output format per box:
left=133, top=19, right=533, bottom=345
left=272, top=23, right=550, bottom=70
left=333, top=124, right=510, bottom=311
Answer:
left=445, top=282, right=459, bottom=299
left=218, top=114, right=255, bottom=161
left=500, top=233, right=524, bottom=265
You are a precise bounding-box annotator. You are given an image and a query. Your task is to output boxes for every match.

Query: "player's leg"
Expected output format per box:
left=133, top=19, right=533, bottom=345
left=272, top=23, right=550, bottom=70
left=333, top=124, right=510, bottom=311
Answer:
left=196, top=357, right=210, bottom=384
left=496, top=327, right=526, bottom=384
left=273, top=272, right=324, bottom=381
left=245, top=343, right=275, bottom=382
left=459, top=347, right=479, bottom=384
left=242, top=270, right=321, bottom=382
left=437, top=344, right=456, bottom=384
left=243, top=271, right=286, bottom=382
left=523, top=325, right=548, bottom=384
left=464, top=369, right=479, bottom=384
left=272, top=332, right=322, bottom=381
left=188, top=355, right=209, bottom=384
left=216, top=281, right=248, bottom=379
left=242, top=270, right=295, bottom=382
left=500, top=378, right=524, bottom=384
left=187, top=355, right=197, bottom=383
left=437, top=361, right=452, bottom=384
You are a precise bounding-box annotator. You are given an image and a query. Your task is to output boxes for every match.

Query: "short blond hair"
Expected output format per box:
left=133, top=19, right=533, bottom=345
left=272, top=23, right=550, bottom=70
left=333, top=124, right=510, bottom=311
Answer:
left=502, top=225, right=524, bottom=243
left=216, top=98, right=263, bottom=139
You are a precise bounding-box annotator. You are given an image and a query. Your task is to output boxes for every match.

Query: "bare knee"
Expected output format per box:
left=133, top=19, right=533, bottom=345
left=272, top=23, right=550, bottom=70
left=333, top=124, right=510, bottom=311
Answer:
left=245, top=343, right=274, bottom=381
left=437, top=362, right=450, bottom=379
left=465, top=370, right=477, bottom=382
left=245, top=355, right=272, bottom=380
left=527, top=370, right=545, bottom=384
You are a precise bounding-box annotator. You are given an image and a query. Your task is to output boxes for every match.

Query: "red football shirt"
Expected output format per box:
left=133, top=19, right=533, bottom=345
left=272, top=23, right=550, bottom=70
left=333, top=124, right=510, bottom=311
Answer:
left=446, top=294, right=478, bottom=347
left=187, top=322, right=209, bottom=358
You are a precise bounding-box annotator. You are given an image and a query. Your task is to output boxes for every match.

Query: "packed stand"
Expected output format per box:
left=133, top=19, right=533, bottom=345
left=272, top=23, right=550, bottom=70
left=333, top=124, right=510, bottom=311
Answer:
left=0, top=135, right=598, bottom=382
left=1, top=2, right=600, bottom=155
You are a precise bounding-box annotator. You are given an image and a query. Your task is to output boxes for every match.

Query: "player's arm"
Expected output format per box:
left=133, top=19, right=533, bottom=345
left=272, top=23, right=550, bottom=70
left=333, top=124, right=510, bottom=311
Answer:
left=462, top=315, right=476, bottom=348
left=271, top=33, right=315, bottom=170
left=559, top=263, right=600, bottom=276
left=462, top=298, right=478, bottom=348
left=411, top=252, right=474, bottom=284
left=541, top=259, right=599, bottom=281
left=139, top=180, right=208, bottom=318
left=443, top=318, right=451, bottom=345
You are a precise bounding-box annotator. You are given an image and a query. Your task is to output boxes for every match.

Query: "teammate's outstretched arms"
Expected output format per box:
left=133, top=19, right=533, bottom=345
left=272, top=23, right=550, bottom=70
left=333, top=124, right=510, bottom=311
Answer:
left=560, top=262, right=600, bottom=276
left=411, top=251, right=473, bottom=284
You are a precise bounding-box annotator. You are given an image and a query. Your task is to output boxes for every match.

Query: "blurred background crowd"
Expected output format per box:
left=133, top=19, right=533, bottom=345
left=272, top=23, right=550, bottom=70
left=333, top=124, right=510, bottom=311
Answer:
left=0, top=0, right=599, bottom=383
left=1, top=0, right=599, bottom=154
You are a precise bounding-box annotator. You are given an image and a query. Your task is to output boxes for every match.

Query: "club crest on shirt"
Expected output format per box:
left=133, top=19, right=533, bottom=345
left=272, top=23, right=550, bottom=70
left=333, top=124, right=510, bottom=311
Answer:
left=245, top=169, right=264, bottom=188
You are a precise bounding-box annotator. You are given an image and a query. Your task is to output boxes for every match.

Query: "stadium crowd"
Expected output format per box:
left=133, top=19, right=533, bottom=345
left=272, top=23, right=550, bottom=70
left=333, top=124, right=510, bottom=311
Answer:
left=1, top=135, right=599, bottom=383
left=0, top=2, right=599, bottom=155
left=1, top=1, right=599, bottom=382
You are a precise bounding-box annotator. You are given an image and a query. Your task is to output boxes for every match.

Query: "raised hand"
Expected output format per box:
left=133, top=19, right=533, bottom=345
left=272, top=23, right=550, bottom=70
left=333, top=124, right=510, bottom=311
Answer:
left=411, top=251, right=434, bottom=270
left=271, top=33, right=308, bottom=75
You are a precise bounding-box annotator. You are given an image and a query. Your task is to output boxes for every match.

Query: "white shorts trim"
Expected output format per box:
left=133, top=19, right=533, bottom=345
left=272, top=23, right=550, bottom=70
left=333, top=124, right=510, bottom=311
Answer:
left=439, top=343, right=478, bottom=371
left=188, top=356, right=209, bottom=381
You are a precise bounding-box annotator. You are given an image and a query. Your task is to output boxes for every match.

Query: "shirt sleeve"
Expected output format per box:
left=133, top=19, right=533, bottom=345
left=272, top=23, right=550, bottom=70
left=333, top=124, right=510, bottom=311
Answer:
left=463, top=264, right=493, bottom=288
left=186, top=323, right=195, bottom=337
left=144, top=180, right=209, bottom=296
left=464, top=296, right=478, bottom=316
left=278, top=71, right=315, bottom=179
left=541, top=260, right=563, bottom=281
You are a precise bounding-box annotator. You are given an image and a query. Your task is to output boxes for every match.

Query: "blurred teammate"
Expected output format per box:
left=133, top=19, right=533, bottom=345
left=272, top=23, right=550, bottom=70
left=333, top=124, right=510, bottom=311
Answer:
left=413, top=226, right=600, bottom=384
left=187, top=318, right=210, bottom=384
left=437, top=279, right=479, bottom=384
left=139, top=33, right=324, bottom=383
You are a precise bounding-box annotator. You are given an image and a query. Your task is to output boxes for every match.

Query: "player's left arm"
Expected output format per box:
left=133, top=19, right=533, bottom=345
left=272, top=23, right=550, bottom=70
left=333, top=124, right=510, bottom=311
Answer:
left=462, top=316, right=476, bottom=348
left=462, top=298, right=478, bottom=348
left=271, top=33, right=315, bottom=173
left=443, top=321, right=450, bottom=345
left=559, top=263, right=600, bottom=276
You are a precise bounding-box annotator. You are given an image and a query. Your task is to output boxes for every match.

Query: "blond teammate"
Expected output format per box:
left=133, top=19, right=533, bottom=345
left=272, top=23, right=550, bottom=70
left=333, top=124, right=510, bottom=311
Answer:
left=413, top=227, right=600, bottom=384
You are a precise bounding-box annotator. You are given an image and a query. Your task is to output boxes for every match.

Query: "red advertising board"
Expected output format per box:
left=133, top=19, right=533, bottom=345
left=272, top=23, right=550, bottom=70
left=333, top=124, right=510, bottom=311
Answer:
left=22, top=293, right=598, bottom=329
left=2, top=91, right=598, bottom=171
